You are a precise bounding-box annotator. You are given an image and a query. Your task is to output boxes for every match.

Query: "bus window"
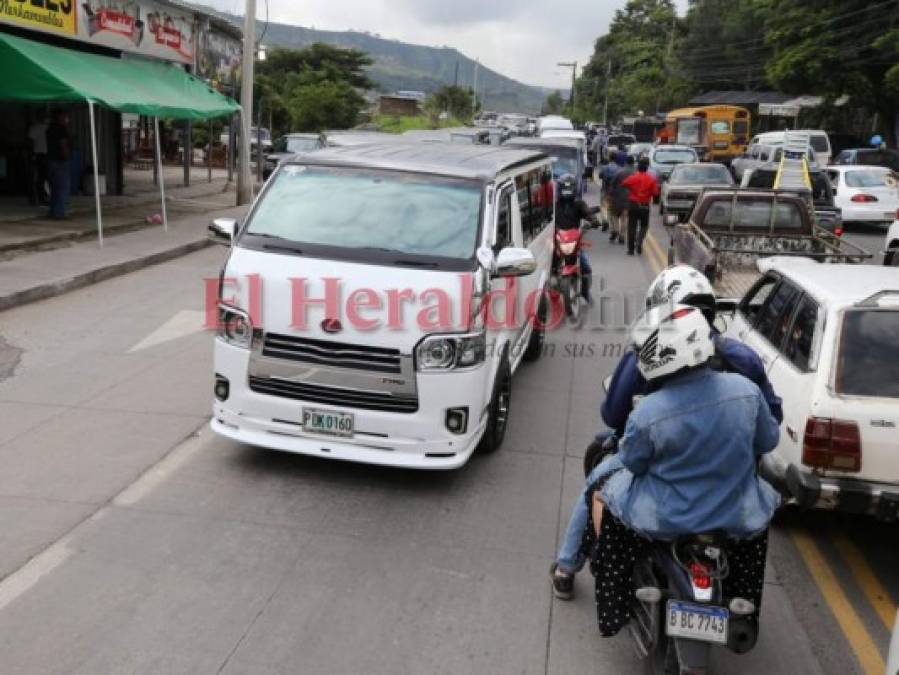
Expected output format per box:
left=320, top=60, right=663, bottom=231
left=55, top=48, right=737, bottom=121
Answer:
left=711, top=121, right=730, bottom=134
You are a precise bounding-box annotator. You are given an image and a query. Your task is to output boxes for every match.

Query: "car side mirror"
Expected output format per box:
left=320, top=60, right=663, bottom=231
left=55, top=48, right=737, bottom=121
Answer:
left=494, top=247, right=537, bottom=277
left=208, top=217, right=238, bottom=245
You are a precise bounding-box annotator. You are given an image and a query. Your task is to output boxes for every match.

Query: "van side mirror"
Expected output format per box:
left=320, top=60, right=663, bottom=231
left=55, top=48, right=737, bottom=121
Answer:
left=494, top=247, right=537, bottom=277
left=209, top=217, right=238, bottom=245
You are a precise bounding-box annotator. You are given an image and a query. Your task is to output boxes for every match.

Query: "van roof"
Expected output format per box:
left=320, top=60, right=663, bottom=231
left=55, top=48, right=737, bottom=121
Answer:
left=292, top=142, right=548, bottom=180
left=506, top=137, right=583, bottom=150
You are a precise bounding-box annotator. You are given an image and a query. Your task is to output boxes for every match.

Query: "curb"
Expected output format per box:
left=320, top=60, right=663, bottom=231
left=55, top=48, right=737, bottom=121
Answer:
left=0, top=238, right=211, bottom=313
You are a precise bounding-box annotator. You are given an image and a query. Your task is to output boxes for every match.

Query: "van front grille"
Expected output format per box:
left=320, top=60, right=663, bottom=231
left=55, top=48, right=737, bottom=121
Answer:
left=262, top=333, right=402, bottom=374
left=248, top=376, right=418, bottom=413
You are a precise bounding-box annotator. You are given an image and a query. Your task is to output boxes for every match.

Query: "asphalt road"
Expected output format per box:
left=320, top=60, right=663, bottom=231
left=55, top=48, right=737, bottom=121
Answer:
left=0, top=182, right=895, bottom=675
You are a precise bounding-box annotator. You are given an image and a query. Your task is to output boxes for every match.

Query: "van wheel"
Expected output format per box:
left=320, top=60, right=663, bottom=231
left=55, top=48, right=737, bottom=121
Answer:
left=478, top=359, right=511, bottom=453
left=886, top=246, right=899, bottom=267
left=523, top=295, right=548, bottom=362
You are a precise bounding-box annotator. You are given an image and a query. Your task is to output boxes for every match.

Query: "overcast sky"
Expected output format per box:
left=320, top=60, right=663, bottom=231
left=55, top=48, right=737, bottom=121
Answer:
left=197, top=0, right=688, bottom=89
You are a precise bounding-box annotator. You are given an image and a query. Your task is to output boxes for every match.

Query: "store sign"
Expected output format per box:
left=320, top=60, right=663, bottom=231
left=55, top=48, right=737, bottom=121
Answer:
left=198, top=24, right=241, bottom=93
left=79, top=1, right=194, bottom=63
left=0, top=0, right=78, bottom=36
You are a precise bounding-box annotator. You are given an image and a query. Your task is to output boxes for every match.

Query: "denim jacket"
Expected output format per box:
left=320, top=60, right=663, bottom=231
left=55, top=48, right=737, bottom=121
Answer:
left=597, top=366, right=781, bottom=540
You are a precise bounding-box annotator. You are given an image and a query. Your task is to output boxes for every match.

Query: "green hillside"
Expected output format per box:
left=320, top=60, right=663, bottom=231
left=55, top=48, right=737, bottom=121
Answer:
left=199, top=8, right=550, bottom=113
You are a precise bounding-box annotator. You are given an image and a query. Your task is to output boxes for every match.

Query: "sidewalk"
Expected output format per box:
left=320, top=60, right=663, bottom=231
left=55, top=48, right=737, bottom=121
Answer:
left=0, top=200, right=249, bottom=312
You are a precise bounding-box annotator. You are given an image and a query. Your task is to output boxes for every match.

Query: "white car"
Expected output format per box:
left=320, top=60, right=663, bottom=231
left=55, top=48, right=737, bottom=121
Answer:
left=726, top=257, right=899, bottom=520
left=885, top=218, right=899, bottom=266
left=207, top=143, right=555, bottom=470
left=826, top=165, right=899, bottom=228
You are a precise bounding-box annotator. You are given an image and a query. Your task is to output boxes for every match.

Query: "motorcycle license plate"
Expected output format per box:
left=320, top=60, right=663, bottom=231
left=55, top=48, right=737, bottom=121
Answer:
left=665, top=601, right=729, bottom=645
left=302, top=408, right=354, bottom=438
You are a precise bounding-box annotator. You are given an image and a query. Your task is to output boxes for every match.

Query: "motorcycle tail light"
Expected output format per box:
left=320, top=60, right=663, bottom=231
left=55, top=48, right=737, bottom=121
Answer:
left=689, top=562, right=712, bottom=590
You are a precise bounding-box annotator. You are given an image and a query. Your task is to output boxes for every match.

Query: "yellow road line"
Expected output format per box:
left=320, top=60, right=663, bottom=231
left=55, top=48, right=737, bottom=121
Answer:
left=791, top=530, right=886, bottom=675
left=643, top=232, right=668, bottom=274
left=832, top=533, right=898, bottom=631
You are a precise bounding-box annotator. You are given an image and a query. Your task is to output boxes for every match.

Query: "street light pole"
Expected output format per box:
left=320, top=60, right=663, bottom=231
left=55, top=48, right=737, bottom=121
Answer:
left=557, top=61, right=577, bottom=114
left=236, top=0, right=256, bottom=205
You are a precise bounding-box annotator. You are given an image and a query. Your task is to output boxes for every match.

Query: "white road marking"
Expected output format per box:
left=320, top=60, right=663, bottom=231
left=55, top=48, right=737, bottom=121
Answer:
left=114, top=430, right=207, bottom=507
left=128, top=310, right=209, bottom=353
left=0, top=541, right=73, bottom=612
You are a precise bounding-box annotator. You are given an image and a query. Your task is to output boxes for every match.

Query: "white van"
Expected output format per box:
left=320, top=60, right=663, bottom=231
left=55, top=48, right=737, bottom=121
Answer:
left=538, top=116, right=574, bottom=135
left=208, top=143, right=556, bottom=470
left=754, top=130, right=832, bottom=165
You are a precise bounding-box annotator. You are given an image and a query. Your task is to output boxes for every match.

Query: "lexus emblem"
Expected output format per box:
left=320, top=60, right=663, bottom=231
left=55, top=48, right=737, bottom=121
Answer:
left=321, top=318, right=343, bottom=334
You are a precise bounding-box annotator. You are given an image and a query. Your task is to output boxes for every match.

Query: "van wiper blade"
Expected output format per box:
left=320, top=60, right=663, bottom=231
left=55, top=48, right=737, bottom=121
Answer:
left=262, top=242, right=303, bottom=255
left=392, top=259, right=438, bottom=268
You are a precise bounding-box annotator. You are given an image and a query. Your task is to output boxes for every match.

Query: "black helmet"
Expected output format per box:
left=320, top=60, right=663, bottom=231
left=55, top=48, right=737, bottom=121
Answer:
left=557, top=174, right=577, bottom=202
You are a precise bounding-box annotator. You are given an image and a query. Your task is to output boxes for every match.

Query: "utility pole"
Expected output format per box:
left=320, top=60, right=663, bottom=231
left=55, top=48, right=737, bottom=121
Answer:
left=602, top=57, right=612, bottom=125
left=236, top=0, right=256, bottom=205
left=557, top=61, right=577, bottom=114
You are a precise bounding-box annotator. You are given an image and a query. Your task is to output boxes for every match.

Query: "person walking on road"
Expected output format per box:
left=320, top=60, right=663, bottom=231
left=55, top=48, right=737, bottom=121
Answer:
left=608, top=155, right=634, bottom=245
left=27, top=110, right=49, bottom=206
left=620, top=157, right=658, bottom=256
left=46, top=109, right=72, bottom=220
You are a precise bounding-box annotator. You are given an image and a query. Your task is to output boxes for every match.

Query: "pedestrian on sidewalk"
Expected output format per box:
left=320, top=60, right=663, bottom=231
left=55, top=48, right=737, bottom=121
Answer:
left=46, top=109, right=72, bottom=220
left=27, top=110, right=49, bottom=206
left=608, top=155, right=634, bottom=245
left=621, top=157, right=659, bottom=256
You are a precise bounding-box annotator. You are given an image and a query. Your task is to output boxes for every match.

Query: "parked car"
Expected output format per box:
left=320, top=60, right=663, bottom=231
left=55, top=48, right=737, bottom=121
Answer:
left=756, top=130, right=832, bottom=166
left=724, top=258, right=899, bottom=520
left=207, top=143, right=556, bottom=470
left=263, top=133, right=325, bottom=179
left=648, top=144, right=699, bottom=183
left=742, top=162, right=842, bottom=233
left=826, top=165, right=899, bottom=229
left=884, top=217, right=899, bottom=266
left=833, top=147, right=899, bottom=172
left=731, top=143, right=818, bottom=183
left=660, top=162, right=733, bottom=219
left=506, top=136, right=588, bottom=197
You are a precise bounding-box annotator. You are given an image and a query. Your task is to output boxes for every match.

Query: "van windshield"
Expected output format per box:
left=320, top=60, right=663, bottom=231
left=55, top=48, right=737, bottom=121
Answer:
left=243, top=166, right=483, bottom=269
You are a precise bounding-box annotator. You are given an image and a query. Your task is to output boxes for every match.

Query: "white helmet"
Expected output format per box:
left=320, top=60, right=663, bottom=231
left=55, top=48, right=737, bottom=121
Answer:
left=646, top=265, right=716, bottom=320
left=631, top=304, right=714, bottom=381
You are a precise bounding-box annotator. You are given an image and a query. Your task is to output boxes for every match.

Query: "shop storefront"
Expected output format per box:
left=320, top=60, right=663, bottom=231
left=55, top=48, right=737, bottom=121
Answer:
left=0, top=0, right=241, bottom=215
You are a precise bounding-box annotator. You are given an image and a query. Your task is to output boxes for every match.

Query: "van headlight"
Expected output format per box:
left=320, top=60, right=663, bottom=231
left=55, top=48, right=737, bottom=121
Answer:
left=218, top=304, right=253, bottom=349
left=416, top=332, right=486, bottom=371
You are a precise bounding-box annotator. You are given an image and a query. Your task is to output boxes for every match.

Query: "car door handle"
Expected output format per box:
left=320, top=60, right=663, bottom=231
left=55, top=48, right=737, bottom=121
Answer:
left=786, top=425, right=797, bottom=442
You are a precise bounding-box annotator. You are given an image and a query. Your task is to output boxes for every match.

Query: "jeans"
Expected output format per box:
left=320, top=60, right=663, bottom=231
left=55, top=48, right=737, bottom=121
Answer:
left=627, top=204, right=650, bottom=253
left=556, top=432, right=613, bottom=573
left=47, top=159, right=70, bottom=219
left=579, top=250, right=592, bottom=277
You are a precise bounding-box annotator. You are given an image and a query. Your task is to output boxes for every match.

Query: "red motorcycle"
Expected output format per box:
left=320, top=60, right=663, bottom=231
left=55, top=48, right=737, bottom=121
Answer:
left=553, top=223, right=589, bottom=318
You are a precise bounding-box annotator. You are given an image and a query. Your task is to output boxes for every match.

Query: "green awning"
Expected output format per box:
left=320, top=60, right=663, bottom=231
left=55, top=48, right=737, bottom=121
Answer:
left=0, top=32, right=239, bottom=120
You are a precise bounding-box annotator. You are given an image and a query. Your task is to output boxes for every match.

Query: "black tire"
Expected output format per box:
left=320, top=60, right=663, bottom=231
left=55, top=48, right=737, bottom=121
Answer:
left=523, top=294, right=548, bottom=362
left=478, top=358, right=511, bottom=453
left=644, top=638, right=678, bottom=675
left=886, top=247, right=899, bottom=267
left=559, top=275, right=580, bottom=318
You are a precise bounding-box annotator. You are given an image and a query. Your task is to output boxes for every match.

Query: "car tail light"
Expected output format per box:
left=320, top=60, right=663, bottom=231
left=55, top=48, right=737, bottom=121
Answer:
left=689, top=562, right=712, bottom=590
left=802, top=417, right=861, bottom=472
left=850, top=194, right=878, bottom=203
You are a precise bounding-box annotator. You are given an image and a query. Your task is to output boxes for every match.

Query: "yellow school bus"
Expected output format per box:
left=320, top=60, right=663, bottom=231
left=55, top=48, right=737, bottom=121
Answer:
left=661, top=106, right=751, bottom=163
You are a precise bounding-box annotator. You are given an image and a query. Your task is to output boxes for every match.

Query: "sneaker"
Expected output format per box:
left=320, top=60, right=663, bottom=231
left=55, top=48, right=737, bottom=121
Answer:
left=550, top=562, right=575, bottom=600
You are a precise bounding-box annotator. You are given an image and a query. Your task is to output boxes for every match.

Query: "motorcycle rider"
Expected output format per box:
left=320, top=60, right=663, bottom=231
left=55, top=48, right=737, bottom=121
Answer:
left=586, top=304, right=779, bottom=637
left=555, top=173, right=601, bottom=303
left=550, top=264, right=782, bottom=599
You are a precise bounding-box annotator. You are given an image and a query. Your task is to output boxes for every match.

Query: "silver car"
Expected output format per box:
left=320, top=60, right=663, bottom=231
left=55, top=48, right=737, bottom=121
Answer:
left=649, top=145, right=699, bottom=183
left=660, top=163, right=734, bottom=218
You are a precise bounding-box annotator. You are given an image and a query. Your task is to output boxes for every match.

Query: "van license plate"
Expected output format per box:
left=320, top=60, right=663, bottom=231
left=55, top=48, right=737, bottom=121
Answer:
left=666, top=601, right=728, bottom=644
left=302, top=408, right=354, bottom=438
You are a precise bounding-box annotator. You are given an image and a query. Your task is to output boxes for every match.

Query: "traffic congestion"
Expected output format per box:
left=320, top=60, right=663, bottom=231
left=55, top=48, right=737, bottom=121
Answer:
left=2, top=1, right=899, bottom=674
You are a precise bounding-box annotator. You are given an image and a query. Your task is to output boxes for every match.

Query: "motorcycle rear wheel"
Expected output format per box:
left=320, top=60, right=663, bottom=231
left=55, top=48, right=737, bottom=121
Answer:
left=559, top=275, right=580, bottom=318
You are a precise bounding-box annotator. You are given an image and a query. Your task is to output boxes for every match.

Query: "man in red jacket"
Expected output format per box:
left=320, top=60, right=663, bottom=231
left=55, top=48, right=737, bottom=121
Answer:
left=620, top=157, right=660, bottom=256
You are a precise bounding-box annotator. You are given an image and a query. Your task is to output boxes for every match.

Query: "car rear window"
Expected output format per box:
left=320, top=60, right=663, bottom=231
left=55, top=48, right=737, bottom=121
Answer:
left=844, top=169, right=892, bottom=188
left=702, top=198, right=804, bottom=230
left=809, top=135, right=829, bottom=153
left=836, top=310, right=899, bottom=397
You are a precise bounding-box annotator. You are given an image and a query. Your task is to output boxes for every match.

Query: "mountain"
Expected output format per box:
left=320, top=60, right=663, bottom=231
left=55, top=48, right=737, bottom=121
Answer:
left=196, top=7, right=550, bottom=113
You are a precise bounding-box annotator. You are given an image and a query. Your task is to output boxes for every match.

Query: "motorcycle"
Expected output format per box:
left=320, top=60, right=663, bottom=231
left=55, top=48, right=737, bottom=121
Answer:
left=553, top=224, right=587, bottom=318
left=631, top=533, right=760, bottom=675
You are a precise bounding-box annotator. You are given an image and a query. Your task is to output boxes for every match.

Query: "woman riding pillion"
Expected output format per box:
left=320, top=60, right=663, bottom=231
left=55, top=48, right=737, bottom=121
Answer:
left=580, top=305, right=780, bottom=636
left=550, top=264, right=782, bottom=599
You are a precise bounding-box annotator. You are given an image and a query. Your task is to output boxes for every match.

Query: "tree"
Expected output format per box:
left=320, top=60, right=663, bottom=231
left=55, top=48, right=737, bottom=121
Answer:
left=252, top=43, right=374, bottom=134
left=543, top=90, right=565, bottom=115
left=425, top=85, right=477, bottom=122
